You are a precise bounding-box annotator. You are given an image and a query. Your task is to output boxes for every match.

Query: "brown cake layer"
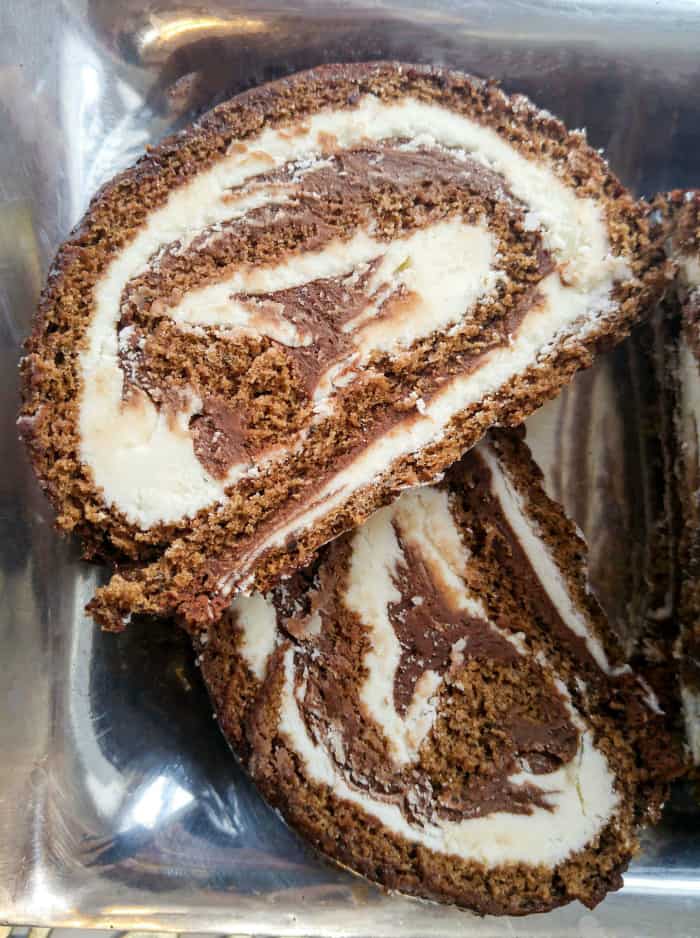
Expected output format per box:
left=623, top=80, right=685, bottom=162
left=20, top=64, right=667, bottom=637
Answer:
left=19, top=62, right=665, bottom=630
left=199, top=430, right=676, bottom=916
left=658, top=190, right=700, bottom=765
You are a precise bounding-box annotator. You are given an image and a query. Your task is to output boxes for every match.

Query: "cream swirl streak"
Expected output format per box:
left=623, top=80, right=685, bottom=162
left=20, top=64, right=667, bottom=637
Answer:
left=79, top=94, right=630, bottom=530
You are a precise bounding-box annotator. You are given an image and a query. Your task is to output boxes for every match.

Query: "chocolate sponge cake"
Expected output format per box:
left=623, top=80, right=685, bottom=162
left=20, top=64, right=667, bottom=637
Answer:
left=19, top=62, right=664, bottom=630
left=199, top=431, right=672, bottom=915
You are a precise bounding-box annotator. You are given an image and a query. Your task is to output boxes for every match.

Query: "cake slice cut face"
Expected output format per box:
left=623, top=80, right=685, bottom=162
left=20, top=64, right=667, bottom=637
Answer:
left=19, top=62, right=664, bottom=628
left=200, top=431, right=672, bottom=916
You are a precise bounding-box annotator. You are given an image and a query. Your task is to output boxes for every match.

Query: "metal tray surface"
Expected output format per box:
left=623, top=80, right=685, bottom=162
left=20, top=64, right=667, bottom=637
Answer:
left=2, top=1, right=700, bottom=934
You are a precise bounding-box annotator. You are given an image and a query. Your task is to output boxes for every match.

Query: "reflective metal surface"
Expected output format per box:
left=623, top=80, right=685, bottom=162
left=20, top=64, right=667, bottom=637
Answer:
left=2, top=1, right=700, bottom=934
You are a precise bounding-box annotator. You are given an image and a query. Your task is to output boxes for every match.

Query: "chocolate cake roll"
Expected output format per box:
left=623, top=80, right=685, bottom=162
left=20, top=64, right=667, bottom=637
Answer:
left=200, top=430, right=672, bottom=915
left=19, top=62, right=664, bottom=630
left=663, top=190, right=700, bottom=765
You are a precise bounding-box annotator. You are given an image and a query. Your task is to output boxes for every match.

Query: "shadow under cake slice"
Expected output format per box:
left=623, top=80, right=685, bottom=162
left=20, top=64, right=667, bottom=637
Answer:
left=19, top=62, right=665, bottom=630
left=198, top=429, right=678, bottom=916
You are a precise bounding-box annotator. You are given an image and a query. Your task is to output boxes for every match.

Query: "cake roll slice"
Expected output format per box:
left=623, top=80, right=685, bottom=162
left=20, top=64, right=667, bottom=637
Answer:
left=663, top=190, right=700, bottom=765
left=19, top=62, right=664, bottom=629
left=200, top=430, right=674, bottom=916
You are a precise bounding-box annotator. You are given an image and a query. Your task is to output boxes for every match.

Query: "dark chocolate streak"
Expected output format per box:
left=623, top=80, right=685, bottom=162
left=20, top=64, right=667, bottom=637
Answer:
left=388, top=524, right=519, bottom=715
left=189, top=396, right=254, bottom=479
left=239, top=260, right=381, bottom=395
left=251, top=145, right=517, bottom=208
left=264, top=505, right=579, bottom=828
left=111, top=142, right=552, bottom=479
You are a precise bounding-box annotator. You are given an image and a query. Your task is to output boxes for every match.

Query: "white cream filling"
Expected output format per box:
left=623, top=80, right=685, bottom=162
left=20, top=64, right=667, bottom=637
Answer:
left=343, top=502, right=412, bottom=764
left=231, top=592, right=279, bottom=680
left=349, top=219, right=500, bottom=356
left=681, top=683, right=700, bottom=765
left=679, top=253, right=700, bottom=290
left=679, top=331, right=700, bottom=465
left=391, top=487, right=486, bottom=619
left=80, top=94, right=630, bottom=528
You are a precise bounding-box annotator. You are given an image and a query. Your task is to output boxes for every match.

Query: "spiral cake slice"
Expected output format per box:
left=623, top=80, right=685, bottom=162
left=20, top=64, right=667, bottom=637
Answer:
left=200, top=430, right=673, bottom=916
left=19, top=62, right=663, bottom=629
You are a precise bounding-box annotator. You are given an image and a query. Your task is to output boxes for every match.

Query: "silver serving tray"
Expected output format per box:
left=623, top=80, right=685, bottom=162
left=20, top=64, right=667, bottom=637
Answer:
left=2, top=1, right=700, bottom=934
